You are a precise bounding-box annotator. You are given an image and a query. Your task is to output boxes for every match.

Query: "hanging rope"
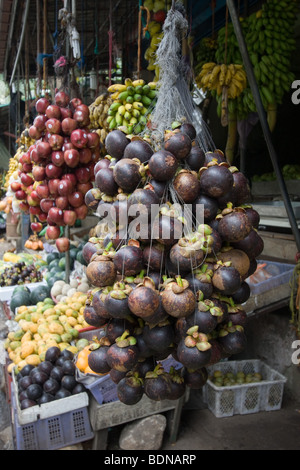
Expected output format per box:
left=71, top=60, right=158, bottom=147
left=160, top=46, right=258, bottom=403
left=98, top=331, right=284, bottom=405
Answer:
left=43, top=0, right=48, bottom=92
left=108, top=0, right=113, bottom=86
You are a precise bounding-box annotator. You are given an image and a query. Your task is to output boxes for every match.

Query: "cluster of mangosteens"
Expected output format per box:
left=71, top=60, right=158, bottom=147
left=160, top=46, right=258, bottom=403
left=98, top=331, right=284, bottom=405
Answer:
left=80, top=123, right=263, bottom=405
left=11, top=90, right=100, bottom=251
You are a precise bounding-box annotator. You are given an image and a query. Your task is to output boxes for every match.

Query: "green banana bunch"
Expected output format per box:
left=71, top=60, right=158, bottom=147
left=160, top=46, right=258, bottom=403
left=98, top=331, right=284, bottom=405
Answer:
left=107, top=79, right=158, bottom=135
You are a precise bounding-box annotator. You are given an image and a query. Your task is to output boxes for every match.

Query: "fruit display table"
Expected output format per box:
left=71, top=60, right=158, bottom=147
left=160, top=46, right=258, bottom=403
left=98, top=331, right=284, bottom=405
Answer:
left=88, top=390, right=189, bottom=450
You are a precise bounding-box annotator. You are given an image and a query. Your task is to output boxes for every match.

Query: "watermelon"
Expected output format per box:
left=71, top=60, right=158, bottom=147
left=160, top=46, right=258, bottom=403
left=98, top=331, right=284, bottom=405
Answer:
left=46, top=252, right=59, bottom=264
left=10, top=291, right=32, bottom=313
left=30, top=285, right=51, bottom=304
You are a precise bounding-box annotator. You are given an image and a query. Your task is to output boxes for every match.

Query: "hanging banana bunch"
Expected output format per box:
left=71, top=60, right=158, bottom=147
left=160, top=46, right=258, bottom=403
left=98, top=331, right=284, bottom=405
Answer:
left=195, top=62, right=247, bottom=100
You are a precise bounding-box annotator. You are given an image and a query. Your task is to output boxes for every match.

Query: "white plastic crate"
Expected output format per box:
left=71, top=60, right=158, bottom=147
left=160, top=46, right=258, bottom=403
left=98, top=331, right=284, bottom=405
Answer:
left=203, top=360, right=287, bottom=418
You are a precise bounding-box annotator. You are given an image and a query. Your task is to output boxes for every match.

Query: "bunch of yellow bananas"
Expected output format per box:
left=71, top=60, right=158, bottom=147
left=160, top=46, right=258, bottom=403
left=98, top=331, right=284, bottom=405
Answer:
left=196, top=62, right=247, bottom=99
left=89, top=93, right=113, bottom=145
left=5, top=129, right=35, bottom=189
left=107, top=78, right=158, bottom=135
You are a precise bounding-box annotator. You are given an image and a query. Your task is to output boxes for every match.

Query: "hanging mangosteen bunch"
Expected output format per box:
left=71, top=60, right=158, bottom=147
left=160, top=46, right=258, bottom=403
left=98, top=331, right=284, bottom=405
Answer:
left=78, top=120, right=264, bottom=405
left=12, top=91, right=100, bottom=251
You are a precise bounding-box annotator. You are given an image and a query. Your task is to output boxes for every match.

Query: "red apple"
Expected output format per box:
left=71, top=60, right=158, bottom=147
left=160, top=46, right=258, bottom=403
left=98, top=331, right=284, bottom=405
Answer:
left=51, top=151, right=64, bottom=167
left=37, top=211, right=48, bottom=222
left=19, top=153, right=31, bottom=165
left=75, top=166, right=91, bottom=183
left=19, top=201, right=29, bottom=212
left=55, top=196, right=69, bottom=210
left=29, top=206, right=42, bottom=216
left=46, top=225, right=60, bottom=240
left=22, top=163, right=33, bottom=173
left=48, top=179, right=61, bottom=197
left=73, top=108, right=90, bottom=127
left=31, top=221, right=43, bottom=232
left=15, top=189, right=27, bottom=200
left=48, top=207, right=64, bottom=225
left=56, top=237, right=70, bottom=252
left=87, top=132, right=100, bottom=149
left=60, top=107, right=73, bottom=119
left=68, top=191, right=84, bottom=208
left=58, top=179, right=73, bottom=196
left=70, top=97, right=82, bottom=112
left=36, top=97, right=50, bottom=114
left=28, top=125, right=42, bottom=140
left=61, top=117, right=78, bottom=136
left=40, top=198, right=55, bottom=213
left=27, top=194, right=39, bottom=207
left=78, top=148, right=92, bottom=164
left=48, top=134, right=64, bottom=150
left=10, top=181, right=22, bottom=192
left=62, top=173, right=77, bottom=188
left=77, top=182, right=93, bottom=194
left=64, top=149, right=80, bottom=168
left=62, top=141, right=75, bottom=152
left=20, top=173, right=34, bottom=187
left=33, top=114, right=47, bottom=132
left=36, top=140, right=52, bottom=158
left=70, top=128, right=88, bottom=149
left=75, top=204, right=88, bottom=220
left=45, top=164, right=63, bottom=179
left=63, top=209, right=77, bottom=226
left=32, top=165, right=46, bottom=181
left=46, top=104, right=61, bottom=119
left=55, top=91, right=70, bottom=108
left=30, top=148, right=44, bottom=164
left=36, top=183, right=50, bottom=199
left=46, top=118, right=61, bottom=135
left=30, top=190, right=41, bottom=203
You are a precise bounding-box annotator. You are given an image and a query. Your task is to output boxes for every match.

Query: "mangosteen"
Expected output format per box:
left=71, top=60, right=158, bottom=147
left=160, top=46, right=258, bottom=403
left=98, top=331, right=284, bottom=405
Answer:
left=18, top=375, right=33, bottom=391
left=147, top=271, right=163, bottom=291
left=164, top=131, right=192, bottom=160
left=185, top=298, right=224, bottom=334
left=88, top=337, right=111, bottom=374
left=112, top=158, right=144, bottom=192
left=193, top=194, right=219, bottom=224
left=60, top=349, right=74, bottom=361
left=243, top=205, right=260, bottom=229
left=50, top=366, right=64, bottom=382
left=186, top=144, right=205, bottom=171
left=111, top=193, right=128, bottom=228
left=140, top=296, right=169, bottom=324
left=82, top=237, right=105, bottom=264
left=61, top=375, right=77, bottom=392
left=55, top=388, right=72, bottom=399
left=173, top=169, right=200, bottom=203
left=132, top=357, right=155, bottom=377
left=62, top=360, right=76, bottom=376
left=26, top=383, right=43, bottom=401
left=166, top=367, right=186, bottom=400
left=169, top=235, right=205, bottom=272
left=123, top=138, right=154, bottom=163
left=31, top=370, right=49, bottom=386
left=37, top=392, right=55, bottom=404
left=127, top=186, right=160, bottom=222
left=176, top=326, right=212, bottom=369
left=206, top=337, right=226, bottom=365
left=185, top=267, right=213, bottom=299
left=38, top=360, right=54, bottom=376
left=86, top=254, right=117, bottom=287
left=20, top=399, right=37, bottom=409
left=83, top=303, right=108, bottom=328
left=218, top=247, right=250, bottom=278
left=179, top=122, right=196, bottom=141
left=20, top=364, right=35, bottom=377
left=85, top=188, right=102, bottom=210
left=149, top=179, right=167, bottom=199
left=199, top=161, right=233, bottom=198
left=94, top=157, right=111, bottom=174
left=227, top=304, right=248, bottom=327
left=161, top=276, right=196, bottom=319
left=204, top=149, right=226, bottom=166
left=43, top=377, right=60, bottom=395
left=133, top=318, right=155, bottom=358
left=232, top=229, right=264, bottom=259
left=231, top=281, right=251, bottom=304
left=143, top=319, right=175, bottom=352
left=212, top=262, right=242, bottom=296
left=148, top=149, right=178, bottom=181
left=217, top=206, right=252, bottom=243
left=45, top=346, right=61, bottom=363
left=128, top=277, right=160, bottom=319
left=105, top=129, right=129, bottom=160
left=152, top=212, right=184, bottom=247
left=91, top=288, right=111, bottom=319
left=106, top=330, right=139, bottom=372
left=109, top=369, right=127, bottom=384
left=218, top=322, right=247, bottom=355
left=183, top=367, right=208, bottom=389
left=143, top=243, right=165, bottom=272
left=104, top=282, right=133, bottom=319
left=117, top=372, right=144, bottom=405
left=144, top=364, right=172, bottom=401
left=105, top=317, right=137, bottom=343
left=72, top=383, right=86, bottom=394
left=113, top=240, right=144, bottom=276
left=229, top=167, right=251, bottom=205
left=19, top=390, right=29, bottom=401
left=95, top=167, right=119, bottom=195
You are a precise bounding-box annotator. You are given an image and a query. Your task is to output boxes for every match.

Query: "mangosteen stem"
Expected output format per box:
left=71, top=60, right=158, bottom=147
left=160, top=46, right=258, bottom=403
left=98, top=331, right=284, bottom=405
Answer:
left=176, top=275, right=183, bottom=287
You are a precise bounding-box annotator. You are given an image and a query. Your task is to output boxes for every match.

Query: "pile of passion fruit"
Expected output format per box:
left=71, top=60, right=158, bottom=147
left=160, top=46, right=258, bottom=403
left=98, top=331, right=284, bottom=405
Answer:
left=81, top=122, right=263, bottom=405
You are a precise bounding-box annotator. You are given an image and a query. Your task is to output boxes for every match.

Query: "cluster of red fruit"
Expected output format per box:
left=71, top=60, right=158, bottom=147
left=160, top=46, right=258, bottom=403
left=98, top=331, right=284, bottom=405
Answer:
left=11, top=91, right=100, bottom=244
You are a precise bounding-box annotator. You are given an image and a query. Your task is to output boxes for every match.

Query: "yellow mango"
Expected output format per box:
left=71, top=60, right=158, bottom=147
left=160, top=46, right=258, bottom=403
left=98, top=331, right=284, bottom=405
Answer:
left=31, top=312, right=43, bottom=323
left=67, top=317, right=77, bottom=327
left=29, top=323, right=38, bottom=334
left=8, top=351, right=16, bottom=361
left=43, top=308, right=56, bottom=317
left=49, top=321, right=64, bottom=335
left=25, top=354, right=41, bottom=366
left=20, top=341, right=37, bottom=359
left=17, top=306, right=28, bottom=314
left=10, top=341, right=21, bottom=351
left=58, top=342, right=71, bottom=351
left=67, top=345, right=78, bottom=355
left=33, top=333, right=42, bottom=342
left=28, top=306, right=37, bottom=312
left=25, top=313, right=32, bottom=322
left=18, top=360, right=28, bottom=371
left=37, top=324, right=49, bottom=337
left=46, top=314, right=60, bottom=322
left=21, top=331, right=32, bottom=344
left=15, top=312, right=26, bottom=322
left=59, top=315, right=68, bottom=323
left=38, top=344, right=47, bottom=355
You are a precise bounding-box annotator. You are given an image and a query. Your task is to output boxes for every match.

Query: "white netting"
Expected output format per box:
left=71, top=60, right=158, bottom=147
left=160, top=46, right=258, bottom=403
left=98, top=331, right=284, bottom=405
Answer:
left=150, top=5, right=215, bottom=153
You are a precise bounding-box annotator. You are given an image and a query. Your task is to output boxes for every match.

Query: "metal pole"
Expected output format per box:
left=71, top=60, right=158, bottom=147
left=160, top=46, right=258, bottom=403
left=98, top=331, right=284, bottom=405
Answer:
left=226, top=0, right=300, bottom=253
left=65, top=225, right=70, bottom=284
left=9, top=0, right=31, bottom=87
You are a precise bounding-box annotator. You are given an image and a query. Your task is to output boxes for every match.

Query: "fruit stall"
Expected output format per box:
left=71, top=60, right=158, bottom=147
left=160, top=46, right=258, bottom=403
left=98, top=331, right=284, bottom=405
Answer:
left=0, top=0, right=299, bottom=452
